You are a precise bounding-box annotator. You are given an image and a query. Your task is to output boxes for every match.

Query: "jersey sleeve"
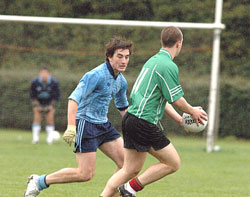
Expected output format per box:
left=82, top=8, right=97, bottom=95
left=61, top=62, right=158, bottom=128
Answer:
left=114, top=78, right=129, bottom=111
left=30, top=79, right=37, bottom=100
left=68, top=71, right=99, bottom=104
left=156, top=64, right=184, bottom=103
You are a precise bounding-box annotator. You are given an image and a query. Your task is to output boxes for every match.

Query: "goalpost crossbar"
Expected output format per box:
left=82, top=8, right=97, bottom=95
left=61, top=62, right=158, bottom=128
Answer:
left=0, top=15, right=225, bottom=30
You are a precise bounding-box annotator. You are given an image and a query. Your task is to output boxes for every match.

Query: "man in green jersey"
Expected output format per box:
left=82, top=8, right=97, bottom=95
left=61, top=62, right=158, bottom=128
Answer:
left=100, top=26, right=207, bottom=197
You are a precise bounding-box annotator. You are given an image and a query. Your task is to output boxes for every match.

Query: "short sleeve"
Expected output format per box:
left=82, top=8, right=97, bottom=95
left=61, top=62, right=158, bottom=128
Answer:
left=156, top=64, right=184, bottom=103
left=30, top=79, right=37, bottom=99
left=69, top=71, right=99, bottom=104
left=114, top=79, right=129, bottom=111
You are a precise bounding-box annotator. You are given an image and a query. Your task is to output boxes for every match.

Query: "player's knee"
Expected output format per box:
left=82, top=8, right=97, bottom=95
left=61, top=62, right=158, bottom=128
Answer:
left=171, top=162, right=181, bottom=172
left=169, top=158, right=181, bottom=172
left=124, top=167, right=141, bottom=178
left=77, top=170, right=94, bottom=182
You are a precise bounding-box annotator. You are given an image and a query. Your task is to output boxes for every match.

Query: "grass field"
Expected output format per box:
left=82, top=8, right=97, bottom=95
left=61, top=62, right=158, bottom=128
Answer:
left=0, top=129, right=249, bottom=197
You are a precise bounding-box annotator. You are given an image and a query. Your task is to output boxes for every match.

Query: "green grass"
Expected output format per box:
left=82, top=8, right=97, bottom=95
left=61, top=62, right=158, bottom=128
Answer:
left=0, top=129, right=249, bottom=197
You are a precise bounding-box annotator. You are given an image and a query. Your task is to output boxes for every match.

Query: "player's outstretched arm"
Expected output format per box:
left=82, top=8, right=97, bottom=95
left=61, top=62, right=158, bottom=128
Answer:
left=164, top=102, right=182, bottom=124
left=63, top=99, right=78, bottom=146
left=164, top=102, right=189, bottom=132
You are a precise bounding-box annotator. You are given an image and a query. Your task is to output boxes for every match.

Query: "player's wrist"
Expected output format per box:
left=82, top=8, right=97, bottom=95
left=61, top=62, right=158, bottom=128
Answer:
left=189, top=106, right=197, bottom=116
left=67, top=125, right=76, bottom=131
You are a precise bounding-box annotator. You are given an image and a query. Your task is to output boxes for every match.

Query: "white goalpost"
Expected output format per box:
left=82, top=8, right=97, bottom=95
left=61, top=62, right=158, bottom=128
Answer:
left=206, top=0, right=224, bottom=153
left=0, top=0, right=225, bottom=152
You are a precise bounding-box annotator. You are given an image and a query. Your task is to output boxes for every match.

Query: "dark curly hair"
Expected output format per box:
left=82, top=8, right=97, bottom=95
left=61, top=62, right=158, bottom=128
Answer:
left=106, top=37, right=133, bottom=62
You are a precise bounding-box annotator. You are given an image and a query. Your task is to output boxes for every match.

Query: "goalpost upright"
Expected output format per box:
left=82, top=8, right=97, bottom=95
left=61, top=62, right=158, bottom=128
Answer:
left=0, top=0, right=225, bottom=152
left=206, top=0, right=224, bottom=152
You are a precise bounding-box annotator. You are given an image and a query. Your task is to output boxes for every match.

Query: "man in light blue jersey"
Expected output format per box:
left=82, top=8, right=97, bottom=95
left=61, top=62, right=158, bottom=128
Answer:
left=24, top=37, right=133, bottom=197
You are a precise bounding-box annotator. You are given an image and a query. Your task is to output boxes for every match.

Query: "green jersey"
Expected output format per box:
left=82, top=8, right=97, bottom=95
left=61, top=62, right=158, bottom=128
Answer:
left=128, top=48, right=184, bottom=124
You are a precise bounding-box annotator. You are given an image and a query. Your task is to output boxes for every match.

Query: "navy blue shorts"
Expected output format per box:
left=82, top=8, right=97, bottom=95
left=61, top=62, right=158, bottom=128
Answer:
left=73, top=119, right=121, bottom=153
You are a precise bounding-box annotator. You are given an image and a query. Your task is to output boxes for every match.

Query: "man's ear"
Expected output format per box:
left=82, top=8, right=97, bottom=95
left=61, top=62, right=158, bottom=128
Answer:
left=107, top=56, right=112, bottom=62
left=176, top=41, right=181, bottom=48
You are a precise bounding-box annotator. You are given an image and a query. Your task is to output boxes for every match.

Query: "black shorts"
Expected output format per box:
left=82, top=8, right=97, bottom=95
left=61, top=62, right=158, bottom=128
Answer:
left=122, top=112, right=170, bottom=152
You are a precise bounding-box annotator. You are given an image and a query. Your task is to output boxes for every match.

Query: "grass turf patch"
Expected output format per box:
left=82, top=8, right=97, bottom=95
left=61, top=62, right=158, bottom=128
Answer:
left=0, top=129, right=249, bottom=197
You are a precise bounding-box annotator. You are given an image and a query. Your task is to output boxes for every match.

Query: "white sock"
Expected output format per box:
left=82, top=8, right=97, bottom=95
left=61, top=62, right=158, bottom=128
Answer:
left=125, top=182, right=136, bottom=195
left=32, top=124, right=41, bottom=143
left=46, top=125, right=55, bottom=144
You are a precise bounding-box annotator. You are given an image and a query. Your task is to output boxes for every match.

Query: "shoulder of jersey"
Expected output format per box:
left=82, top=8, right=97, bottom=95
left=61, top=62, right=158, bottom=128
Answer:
left=51, top=77, right=59, bottom=83
left=31, top=77, right=39, bottom=83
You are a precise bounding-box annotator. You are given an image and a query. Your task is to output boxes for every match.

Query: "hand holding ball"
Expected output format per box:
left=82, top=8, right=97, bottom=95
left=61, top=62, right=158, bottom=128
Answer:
left=182, top=109, right=208, bottom=132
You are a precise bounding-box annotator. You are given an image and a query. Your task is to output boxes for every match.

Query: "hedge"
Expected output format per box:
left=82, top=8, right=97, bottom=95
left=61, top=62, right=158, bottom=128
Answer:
left=0, top=70, right=249, bottom=139
left=0, top=0, right=249, bottom=78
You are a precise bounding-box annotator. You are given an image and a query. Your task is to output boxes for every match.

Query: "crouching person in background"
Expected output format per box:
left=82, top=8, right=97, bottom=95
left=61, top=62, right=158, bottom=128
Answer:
left=30, top=66, right=60, bottom=145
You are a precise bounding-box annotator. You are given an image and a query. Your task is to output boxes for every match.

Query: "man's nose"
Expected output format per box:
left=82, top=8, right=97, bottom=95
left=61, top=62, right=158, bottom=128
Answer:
left=121, top=57, right=127, bottom=63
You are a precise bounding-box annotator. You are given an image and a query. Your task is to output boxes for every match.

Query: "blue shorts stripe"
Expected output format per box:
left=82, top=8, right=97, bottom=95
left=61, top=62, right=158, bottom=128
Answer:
left=79, top=119, right=85, bottom=152
left=77, top=119, right=83, bottom=151
left=77, top=119, right=83, bottom=145
left=74, top=119, right=85, bottom=152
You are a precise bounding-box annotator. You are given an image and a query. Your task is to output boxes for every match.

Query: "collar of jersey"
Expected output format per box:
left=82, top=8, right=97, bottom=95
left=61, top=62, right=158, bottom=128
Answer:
left=106, top=61, right=118, bottom=80
left=159, top=48, right=172, bottom=60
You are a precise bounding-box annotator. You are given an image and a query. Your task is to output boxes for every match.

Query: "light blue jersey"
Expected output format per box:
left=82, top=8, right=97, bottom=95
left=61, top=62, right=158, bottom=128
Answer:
left=69, top=62, right=129, bottom=124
